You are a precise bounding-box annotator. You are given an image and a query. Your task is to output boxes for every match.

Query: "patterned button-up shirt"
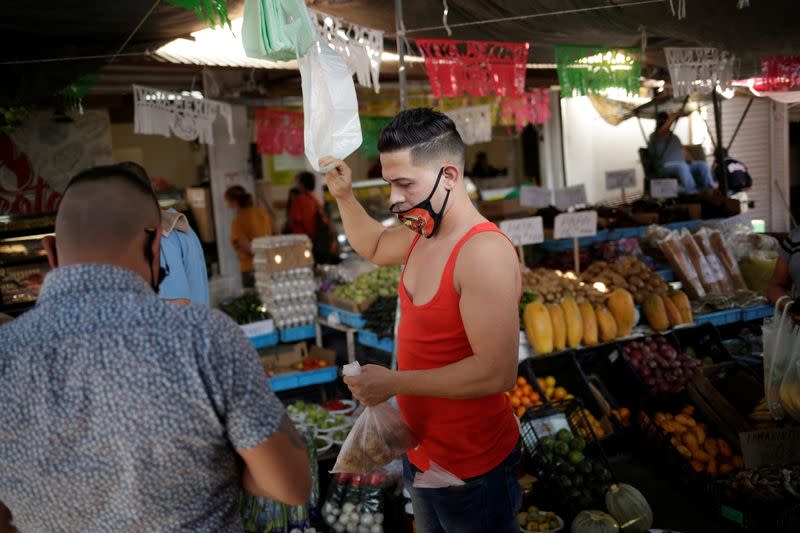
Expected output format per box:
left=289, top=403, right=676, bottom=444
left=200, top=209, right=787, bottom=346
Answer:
left=0, top=264, right=285, bottom=532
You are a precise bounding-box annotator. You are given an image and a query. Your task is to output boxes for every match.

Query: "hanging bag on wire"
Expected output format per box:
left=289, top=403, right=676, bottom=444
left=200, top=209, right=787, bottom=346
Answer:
left=242, top=0, right=315, bottom=61
left=331, top=362, right=417, bottom=474
left=299, top=41, right=363, bottom=171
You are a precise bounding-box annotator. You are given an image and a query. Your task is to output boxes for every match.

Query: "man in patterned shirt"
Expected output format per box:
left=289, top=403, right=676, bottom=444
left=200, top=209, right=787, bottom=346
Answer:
left=0, top=165, right=311, bottom=532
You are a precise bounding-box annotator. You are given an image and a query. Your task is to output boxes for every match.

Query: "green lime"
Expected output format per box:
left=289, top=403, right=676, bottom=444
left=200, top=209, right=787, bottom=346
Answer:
left=567, top=450, right=585, bottom=465
left=556, top=428, right=573, bottom=443
left=570, top=436, right=586, bottom=451
left=554, top=441, right=570, bottom=456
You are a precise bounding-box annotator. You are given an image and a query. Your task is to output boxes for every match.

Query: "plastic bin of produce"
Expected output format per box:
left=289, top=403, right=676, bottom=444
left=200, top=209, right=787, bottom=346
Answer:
left=269, top=366, right=338, bottom=393
left=280, top=323, right=317, bottom=343
left=317, top=303, right=366, bottom=329
left=740, top=304, right=773, bottom=322
left=519, top=352, right=613, bottom=439
left=712, top=466, right=800, bottom=531
left=357, top=330, right=394, bottom=353
left=249, top=331, right=279, bottom=349
left=672, top=323, right=732, bottom=364
left=519, top=399, right=618, bottom=522
left=694, top=308, right=742, bottom=327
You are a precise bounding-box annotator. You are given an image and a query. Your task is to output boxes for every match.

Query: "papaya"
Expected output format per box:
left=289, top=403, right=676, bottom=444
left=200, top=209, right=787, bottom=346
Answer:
left=643, top=293, right=670, bottom=332
left=546, top=303, right=567, bottom=352
left=607, top=288, right=635, bottom=337
left=662, top=294, right=682, bottom=327
left=523, top=302, right=553, bottom=355
left=595, top=304, right=618, bottom=343
left=670, top=290, right=693, bottom=324
left=561, top=296, right=583, bottom=348
left=578, top=302, right=598, bottom=346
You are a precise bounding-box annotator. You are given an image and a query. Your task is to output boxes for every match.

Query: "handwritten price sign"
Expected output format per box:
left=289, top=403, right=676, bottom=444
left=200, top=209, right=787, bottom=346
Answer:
left=553, top=185, right=587, bottom=210
left=499, top=217, right=544, bottom=246
left=553, top=211, right=598, bottom=240
left=520, top=186, right=552, bottom=208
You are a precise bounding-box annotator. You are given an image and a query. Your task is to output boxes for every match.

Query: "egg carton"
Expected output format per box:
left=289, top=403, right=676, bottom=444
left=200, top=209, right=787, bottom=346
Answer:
left=252, top=234, right=311, bottom=251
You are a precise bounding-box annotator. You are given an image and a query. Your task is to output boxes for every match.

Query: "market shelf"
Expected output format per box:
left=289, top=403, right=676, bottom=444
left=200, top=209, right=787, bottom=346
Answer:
left=357, top=330, right=394, bottom=352
left=694, top=309, right=742, bottom=327
left=248, top=331, right=279, bottom=349
left=317, top=303, right=366, bottom=329
left=741, top=304, right=772, bottom=322
left=279, top=323, right=317, bottom=343
left=269, top=366, right=338, bottom=393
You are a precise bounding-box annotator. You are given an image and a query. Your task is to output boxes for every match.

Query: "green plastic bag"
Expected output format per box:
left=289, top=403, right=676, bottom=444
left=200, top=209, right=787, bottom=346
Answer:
left=242, top=0, right=315, bottom=62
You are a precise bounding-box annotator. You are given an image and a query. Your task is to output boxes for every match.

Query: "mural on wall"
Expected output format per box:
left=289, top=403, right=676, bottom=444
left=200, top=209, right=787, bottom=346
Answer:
left=0, top=110, right=113, bottom=215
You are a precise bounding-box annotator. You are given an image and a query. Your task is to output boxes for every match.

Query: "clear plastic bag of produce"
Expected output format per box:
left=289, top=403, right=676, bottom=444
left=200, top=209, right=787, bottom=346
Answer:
left=658, top=232, right=706, bottom=300
left=693, top=228, right=734, bottom=292
left=706, top=229, right=749, bottom=290
left=763, top=298, right=800, bottom=420
left=332, top=362, right=418, bottom=474
left=740, top=250, right=778, bottom=295
left=679, top=228, right=722, bottom=294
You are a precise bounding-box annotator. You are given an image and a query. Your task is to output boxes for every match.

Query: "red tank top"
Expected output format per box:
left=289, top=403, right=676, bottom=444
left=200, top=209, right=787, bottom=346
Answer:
left=396, top=222, right=520, bottom=479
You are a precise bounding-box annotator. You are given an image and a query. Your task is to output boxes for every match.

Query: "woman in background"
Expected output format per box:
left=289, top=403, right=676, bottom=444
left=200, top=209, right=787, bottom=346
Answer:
left=225, top=185, right=272, bottom=288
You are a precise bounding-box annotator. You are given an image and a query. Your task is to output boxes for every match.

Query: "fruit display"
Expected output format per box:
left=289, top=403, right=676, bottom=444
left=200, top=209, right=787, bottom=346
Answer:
left=509, top=376, right=545, bottom=418
left=525, top=302, right=554, bottom=355
left=535, top=428, right=615, bottom=511
left=581, top=256, right=669, bottom=305
left=524, top=268, right=605, bottom=306
left=570, top=510, right=619, bottom=533
left=606, top=289, right=635, bottom=337
left=610, top=407, right=632, bottom=428
left=748, top=398, right=779, bottom=430
left=641, top=291, right=693, bottom=332
left=362, top=297, right=398, bottom=338
left=323, top=472, right=387, bottom=533
left=291, top=357, right=331, bottom=371
left=518, top=506, right=564, bottom=532
left=562, top=296, right=584, bottom=349
left=621, top=336, right=702, bottom=394
left=581, top=409, right=608, bottom=440
left=288, top=401, right=352, bottom=432
left=333, top=265, right=401, bottom=305
left=648, top=405, right=744, bottom=478
left=604, top=483, right=653, bottom=533
left=535, top=376, right=573, bottom=404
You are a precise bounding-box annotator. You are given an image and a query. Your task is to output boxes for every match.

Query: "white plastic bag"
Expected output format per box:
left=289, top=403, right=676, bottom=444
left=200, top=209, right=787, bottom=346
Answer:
left=332, top=363, right=417, bottom=474
left=764, top=297, right=800, bottom=420
left=412, top=461, right=465, bottom=488
left=299, top=41, right=362, bottom=172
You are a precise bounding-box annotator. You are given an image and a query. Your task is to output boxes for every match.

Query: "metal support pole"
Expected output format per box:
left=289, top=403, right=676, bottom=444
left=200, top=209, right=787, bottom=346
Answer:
left=395, top=0, right=408, bottom=111
left=727, top=98, right=754, bottom=152
left=712, top=89, right=728, bottom=195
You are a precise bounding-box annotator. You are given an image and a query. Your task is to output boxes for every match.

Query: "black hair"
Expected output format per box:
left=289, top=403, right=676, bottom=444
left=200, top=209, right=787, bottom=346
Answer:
left=224, top=185, right=253, bottom=208
left=64, top=164, right=159, bottom=213
left=378, top=108, right=465, bottom=167
left=296, top=171, right=316, bottom=192
left=116, top=161, right=152, bottom=186
left=656, top=111, right=669, bottom=123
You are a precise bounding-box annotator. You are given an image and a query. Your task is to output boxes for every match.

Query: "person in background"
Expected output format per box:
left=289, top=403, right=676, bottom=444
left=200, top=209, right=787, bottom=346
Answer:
left=767, top=226, right=800, bottom=322
left=470, top=151, right=502, bottom=178
left=321, top=108, right=522, bottom=533
left=118, top=161, right=209, bottom=305
left=286, top=171, right=337, bottom=263
left=649, top=110, right=715, bottom=193
left=225, top=185, right=273, bottom=288
left=0, top=165, right=310, bottom=533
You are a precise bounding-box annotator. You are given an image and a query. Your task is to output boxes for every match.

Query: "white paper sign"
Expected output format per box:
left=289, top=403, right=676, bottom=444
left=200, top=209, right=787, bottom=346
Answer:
left=187, top=189, right=207, bottom=208
left=651, top=178, right=679, bottom=199
left=500, top=217, right=544, bottom=246
left=553, top=185, right=587, bottom=210
left=606, top=169, right=636, bottom=191
left=554, top=211, right=598, bottom=239
left=520, top=185, right=552, bottom=208
left=740, top=427, right=800, bottom=468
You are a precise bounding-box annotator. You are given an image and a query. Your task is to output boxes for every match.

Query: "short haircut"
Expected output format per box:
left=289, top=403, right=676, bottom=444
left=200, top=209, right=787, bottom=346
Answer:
left=56, top=164, right=162, bottom=255
left=116, top=161, right=152, bottom=186
left=224, top=185, right=253, bottom=208
left=656, top=111, right=669, bottom=123
left=378, top=108, right=465, bottom=168
left=296, top=171, right=316, bottom=192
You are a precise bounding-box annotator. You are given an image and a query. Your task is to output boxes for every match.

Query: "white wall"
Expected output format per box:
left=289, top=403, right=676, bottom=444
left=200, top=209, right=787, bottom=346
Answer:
left=560, top=96, right=693, bottom=204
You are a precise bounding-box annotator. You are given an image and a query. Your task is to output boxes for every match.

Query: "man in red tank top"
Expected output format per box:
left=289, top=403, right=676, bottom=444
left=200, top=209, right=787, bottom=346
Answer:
left=320, top=109, right=522, bottom=533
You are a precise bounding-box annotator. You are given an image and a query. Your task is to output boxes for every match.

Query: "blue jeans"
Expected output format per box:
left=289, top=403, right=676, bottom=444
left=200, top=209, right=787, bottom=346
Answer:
left=403, top=443, right=523, bottom=533
left=662, top=161, right=715, bottom=194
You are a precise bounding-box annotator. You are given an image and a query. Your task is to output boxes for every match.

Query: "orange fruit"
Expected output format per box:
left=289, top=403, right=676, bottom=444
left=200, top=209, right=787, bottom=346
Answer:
left=522, top=385, right=533, bottom=395
left=517, top=376, right=527, bottom=386
left=511, top=397, right=521, bottom=408
left=513, top=389, right=523, bottom=398
left=521, top=396, right=532, bottom=407
left=516, top=406, right=527, bottom=418
left=553, top=387, right=568, bottom=400
left=530, top=392, right=541, bottom=403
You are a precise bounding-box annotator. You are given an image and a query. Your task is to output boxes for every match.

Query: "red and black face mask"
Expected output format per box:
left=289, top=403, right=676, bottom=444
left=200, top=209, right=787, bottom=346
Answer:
left=391, top=167, right=450, bottom=239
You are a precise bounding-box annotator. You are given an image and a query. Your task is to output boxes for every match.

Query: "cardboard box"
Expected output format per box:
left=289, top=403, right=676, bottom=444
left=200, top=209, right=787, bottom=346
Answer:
left=318, top=291, right=373, bottom=313
left=186, top=187, right=215, bottom=243
left=259, top=341, right=337, bottom=376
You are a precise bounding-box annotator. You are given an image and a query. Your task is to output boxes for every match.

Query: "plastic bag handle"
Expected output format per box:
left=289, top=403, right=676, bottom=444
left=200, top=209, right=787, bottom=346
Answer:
left=776, top=296, right=793, bottom=342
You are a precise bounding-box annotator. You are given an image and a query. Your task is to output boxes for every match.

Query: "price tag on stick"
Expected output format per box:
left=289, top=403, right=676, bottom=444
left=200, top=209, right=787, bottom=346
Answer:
left=605, top=169, right=637, bottom=191
left=553, top=185, right=587, bottom=210
left=651, top=178, right=679, bottom=199
left=554, top=211, right=598, bottom=275
left=520, top=186, right=552, bottom=208
left=500, top=217, right=544, bottom=270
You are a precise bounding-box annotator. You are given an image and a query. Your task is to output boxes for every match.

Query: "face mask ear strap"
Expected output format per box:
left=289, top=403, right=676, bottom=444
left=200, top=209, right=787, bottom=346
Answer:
left=425, top=167, right=445, bottom=202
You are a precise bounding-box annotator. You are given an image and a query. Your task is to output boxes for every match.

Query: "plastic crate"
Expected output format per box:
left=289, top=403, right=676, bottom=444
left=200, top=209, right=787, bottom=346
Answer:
left=279, top=324, right=317, bottom=343
left=249, top=331, right=279, bottom=349
left=741, top=304, right=773, bottom=322
left=317, top=303, right=366, bottom=329
left=269, top=366, right=338, bottom=393
left=520, top=399, right=618, bottom=522
left=673, top=323, right=733, bottom=364
left=694, top=308, right=742, bottom=327
left=357, top=330, right=394, bottom=352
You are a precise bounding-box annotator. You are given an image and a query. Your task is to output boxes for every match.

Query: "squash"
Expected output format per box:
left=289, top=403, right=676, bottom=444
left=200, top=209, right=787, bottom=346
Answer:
left=547, top=303, right=567, bottom=351
left=604, top=483, right=653, bottom=533
left=595, top=304, right=618, bottom=343
left=524, top=302, right=553, bottom=355
left=579, top=302, right=599, bottom=346
left=643, top=293, right=669, bottom=332
left=607, top=288, right=635, bottom=337
left=661, top=295, right=682, bottom=327
left=571, top=510, right=620, bottom=533
left=561, top=296, right=584, bottom=348
left=670, top=290, right=693, bottom=324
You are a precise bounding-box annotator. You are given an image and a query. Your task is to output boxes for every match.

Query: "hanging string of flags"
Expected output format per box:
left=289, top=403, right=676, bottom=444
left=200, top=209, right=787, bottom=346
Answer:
left=555, top=45, right=642, bottom=98
left=132, top=85, right=234, bottom=145
left=759, top=56, right=800, bottom=92
left=309, top=10, right=384, bottom=93
left=445, top=105, right=493, bottom=145
left=500, top=89, right=551, bottom=132
left=664, top=47, right=735, bottom=97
